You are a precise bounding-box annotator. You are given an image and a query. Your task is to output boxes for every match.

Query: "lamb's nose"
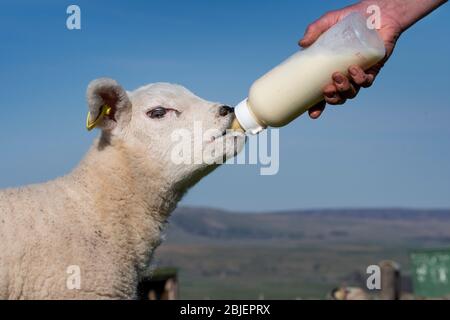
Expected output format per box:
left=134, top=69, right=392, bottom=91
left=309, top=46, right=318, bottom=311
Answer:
left=219, top=105, right=234, bottom=117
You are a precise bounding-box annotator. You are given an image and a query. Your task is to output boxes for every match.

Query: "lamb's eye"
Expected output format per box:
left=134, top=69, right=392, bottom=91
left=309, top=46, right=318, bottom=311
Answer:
left=147, top=107, right=167, bottom=119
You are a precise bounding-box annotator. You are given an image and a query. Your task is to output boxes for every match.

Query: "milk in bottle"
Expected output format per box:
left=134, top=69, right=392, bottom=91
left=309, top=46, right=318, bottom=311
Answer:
left=232, top=12, right=386, bottom=134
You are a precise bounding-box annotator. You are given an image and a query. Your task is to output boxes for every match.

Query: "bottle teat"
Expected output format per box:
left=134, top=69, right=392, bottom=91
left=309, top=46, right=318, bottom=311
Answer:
left=231, top=118, right=244, bottom=132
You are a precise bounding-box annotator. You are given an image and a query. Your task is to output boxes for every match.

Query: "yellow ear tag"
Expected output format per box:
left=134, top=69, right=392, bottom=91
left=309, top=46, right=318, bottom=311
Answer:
left=86, top=105, right=112, bottom=131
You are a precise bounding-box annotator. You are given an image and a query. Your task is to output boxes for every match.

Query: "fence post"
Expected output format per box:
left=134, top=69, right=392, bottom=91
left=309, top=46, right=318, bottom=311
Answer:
left=379, top=260, right=401, bottom=300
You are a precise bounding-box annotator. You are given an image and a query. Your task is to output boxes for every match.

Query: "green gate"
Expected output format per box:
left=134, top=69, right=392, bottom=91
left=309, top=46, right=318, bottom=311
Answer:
left=410, top=249, right=450, bottom=298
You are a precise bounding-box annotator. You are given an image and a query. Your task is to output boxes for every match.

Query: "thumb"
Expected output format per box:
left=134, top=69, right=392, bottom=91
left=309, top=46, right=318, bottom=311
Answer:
left=299, top=13, right=337, bottom=48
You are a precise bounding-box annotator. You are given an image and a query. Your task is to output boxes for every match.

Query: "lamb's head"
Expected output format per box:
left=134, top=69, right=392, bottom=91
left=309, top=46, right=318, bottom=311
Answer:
left=86, top=78, right=245, bottom=191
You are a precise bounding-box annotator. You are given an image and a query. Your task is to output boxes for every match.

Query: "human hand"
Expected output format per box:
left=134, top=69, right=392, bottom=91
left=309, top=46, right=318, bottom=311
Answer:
left=300, top=0, right=404, bottom=119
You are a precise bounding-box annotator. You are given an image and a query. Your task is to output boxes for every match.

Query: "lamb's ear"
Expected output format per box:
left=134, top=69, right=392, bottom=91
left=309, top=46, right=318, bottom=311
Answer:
left=86, top=78, right=131, bottom=131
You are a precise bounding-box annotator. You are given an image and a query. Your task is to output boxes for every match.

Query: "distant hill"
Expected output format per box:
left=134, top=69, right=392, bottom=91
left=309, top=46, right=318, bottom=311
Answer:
left=167, top=206, right=450, bottom=243
left=154, top=207, right=450, bottom=299
left=174, top=206, right=450, bottom=218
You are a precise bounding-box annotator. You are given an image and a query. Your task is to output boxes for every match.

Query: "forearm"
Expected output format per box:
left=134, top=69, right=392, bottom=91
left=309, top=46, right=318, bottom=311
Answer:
left=361, top=0, right=447, bottom=31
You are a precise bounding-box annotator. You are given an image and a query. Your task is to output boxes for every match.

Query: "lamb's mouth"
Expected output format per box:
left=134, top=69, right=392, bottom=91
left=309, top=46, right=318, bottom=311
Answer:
left=207, top=129, right=245, bottom=158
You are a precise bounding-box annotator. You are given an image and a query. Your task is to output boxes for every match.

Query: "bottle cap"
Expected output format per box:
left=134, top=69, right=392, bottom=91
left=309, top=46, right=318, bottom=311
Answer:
left=234, top=99, right=266, bottom=134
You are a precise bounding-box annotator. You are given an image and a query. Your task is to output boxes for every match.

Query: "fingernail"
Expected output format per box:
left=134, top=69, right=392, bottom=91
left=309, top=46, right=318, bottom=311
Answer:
left=324, top=91, right=334, bottom=98
left=333, top=75, right=343, bottom=84
left=310, top=111, right=319, bottom=118
left=349, top=67, right=357, bottom=76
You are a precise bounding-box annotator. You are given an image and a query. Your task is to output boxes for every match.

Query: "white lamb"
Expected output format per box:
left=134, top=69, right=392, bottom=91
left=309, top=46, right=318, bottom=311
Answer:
left=0, top=78, right=245, bottom=299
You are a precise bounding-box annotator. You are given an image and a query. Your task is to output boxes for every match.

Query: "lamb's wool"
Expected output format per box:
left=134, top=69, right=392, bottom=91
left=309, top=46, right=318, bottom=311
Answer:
left=0, top=78, right=245, bottom=299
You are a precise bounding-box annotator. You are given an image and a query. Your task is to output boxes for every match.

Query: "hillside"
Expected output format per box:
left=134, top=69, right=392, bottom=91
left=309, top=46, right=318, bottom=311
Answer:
left=152, top=207, right=450, bottom=299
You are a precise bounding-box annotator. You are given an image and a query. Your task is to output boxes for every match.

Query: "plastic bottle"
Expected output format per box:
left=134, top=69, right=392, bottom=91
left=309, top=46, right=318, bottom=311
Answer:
left=232, top=12, right=386, bottom=134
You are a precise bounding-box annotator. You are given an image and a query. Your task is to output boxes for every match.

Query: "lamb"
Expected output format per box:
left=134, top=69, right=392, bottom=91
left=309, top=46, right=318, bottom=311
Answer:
left=0, top=78, right=245, bottom=299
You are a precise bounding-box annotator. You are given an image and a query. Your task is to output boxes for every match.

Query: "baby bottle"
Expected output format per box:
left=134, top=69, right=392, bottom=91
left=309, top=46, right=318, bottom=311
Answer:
left=232, top=12, right=386, bottom=134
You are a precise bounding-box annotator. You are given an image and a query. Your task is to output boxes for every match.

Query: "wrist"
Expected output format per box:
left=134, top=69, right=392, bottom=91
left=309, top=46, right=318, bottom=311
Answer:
left=360, top=0, right=447, bottom=32
left=358, top=0, right=407, bottom=31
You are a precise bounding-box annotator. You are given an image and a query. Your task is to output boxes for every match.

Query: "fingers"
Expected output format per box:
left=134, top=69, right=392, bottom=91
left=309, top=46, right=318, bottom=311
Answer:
left=323, top=71, right=362, bottom=106
left=308, top=100, right=326, bottom=119
left=323, top=83, right=343, bottom=105
left=332, top=72, right=359, bottom=100
left=299, top=13, right=335, bottom=48
left=348, top=66, right=374, bottom=88
left=312, top=66, right=379, bottom=120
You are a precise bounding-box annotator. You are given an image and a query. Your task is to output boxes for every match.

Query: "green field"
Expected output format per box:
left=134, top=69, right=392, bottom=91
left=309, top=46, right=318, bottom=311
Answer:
left=152, top=207, right=450, bottom=299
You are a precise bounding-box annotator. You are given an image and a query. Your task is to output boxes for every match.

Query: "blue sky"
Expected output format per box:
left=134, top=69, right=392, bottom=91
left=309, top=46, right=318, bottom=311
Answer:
left=0, top=0, right=449, bottom=211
